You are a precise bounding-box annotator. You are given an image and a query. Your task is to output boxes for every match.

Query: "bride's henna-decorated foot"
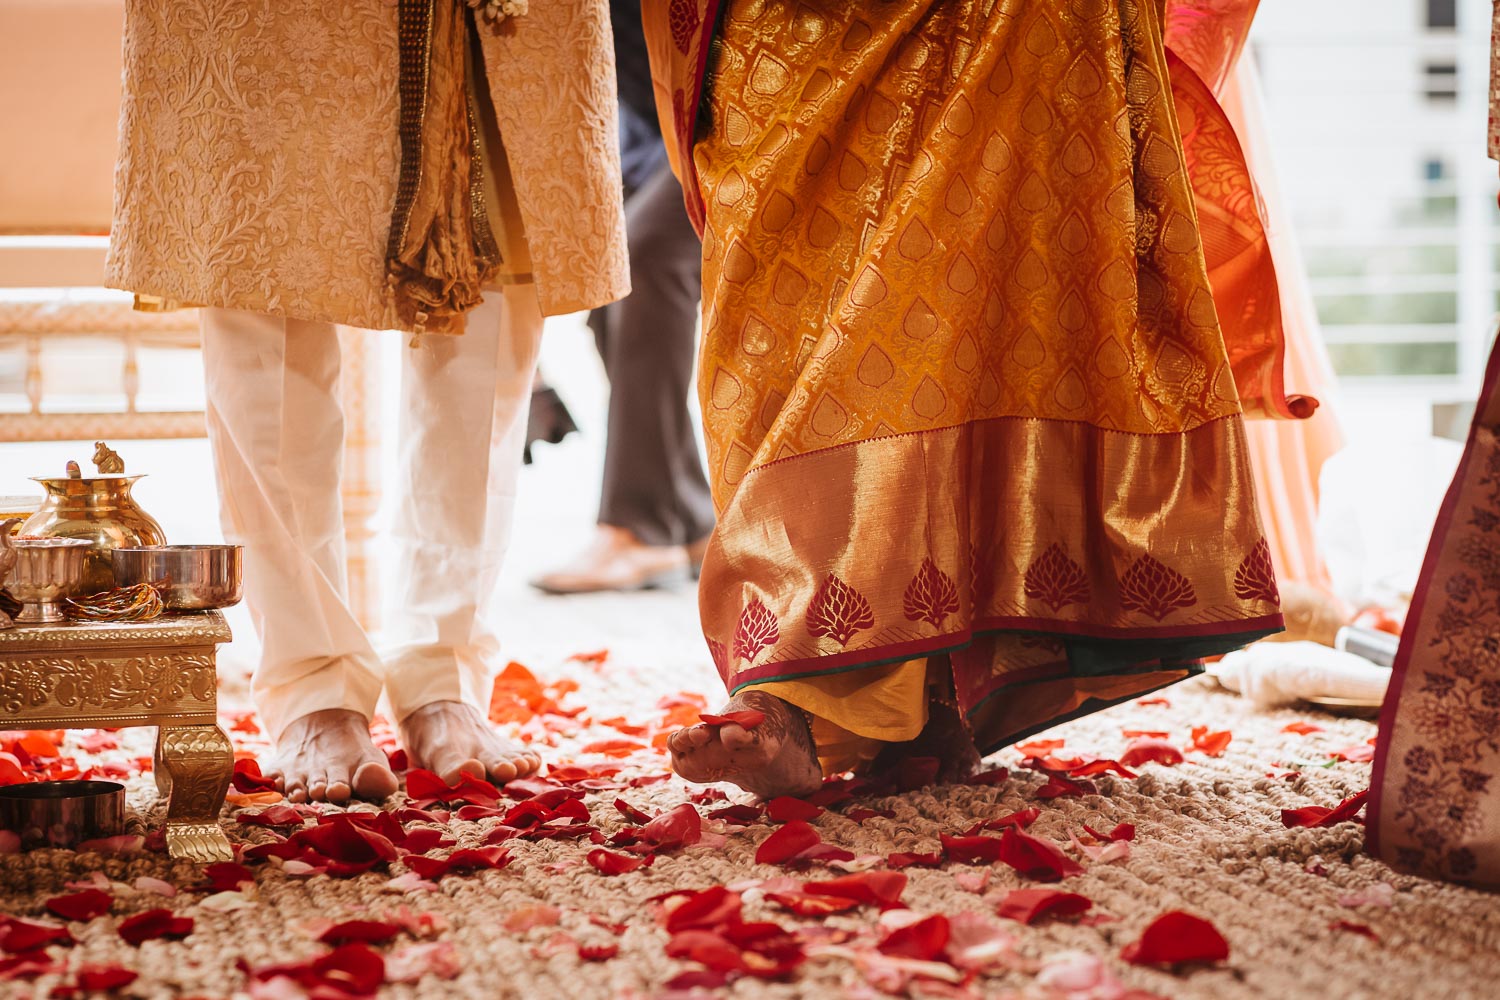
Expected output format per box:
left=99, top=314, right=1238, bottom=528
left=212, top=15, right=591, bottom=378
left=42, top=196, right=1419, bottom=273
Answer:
left=667, top=690, right=823, bottom=798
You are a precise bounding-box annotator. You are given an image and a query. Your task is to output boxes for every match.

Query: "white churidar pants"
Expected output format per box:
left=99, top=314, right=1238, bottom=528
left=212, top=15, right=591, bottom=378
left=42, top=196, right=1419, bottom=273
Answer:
left=200, top=287, right=543, bottom=742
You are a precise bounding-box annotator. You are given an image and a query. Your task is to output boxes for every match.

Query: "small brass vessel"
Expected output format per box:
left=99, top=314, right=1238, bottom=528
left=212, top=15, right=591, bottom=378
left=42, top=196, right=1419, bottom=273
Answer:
left=9, top=537, right=91, bottom=624
left=0, top=780, right=126, bottom=850
left=19, top=443, right=167, bottom=593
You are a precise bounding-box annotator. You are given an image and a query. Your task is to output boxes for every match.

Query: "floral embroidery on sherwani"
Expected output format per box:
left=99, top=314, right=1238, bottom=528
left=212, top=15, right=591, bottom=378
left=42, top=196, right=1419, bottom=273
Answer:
left=107, top=0, right=628, bottom=330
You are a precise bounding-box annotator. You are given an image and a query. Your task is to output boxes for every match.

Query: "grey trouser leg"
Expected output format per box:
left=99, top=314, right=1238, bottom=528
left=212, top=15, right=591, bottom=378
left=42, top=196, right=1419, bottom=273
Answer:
left=594, top=162, right=715, bottom=547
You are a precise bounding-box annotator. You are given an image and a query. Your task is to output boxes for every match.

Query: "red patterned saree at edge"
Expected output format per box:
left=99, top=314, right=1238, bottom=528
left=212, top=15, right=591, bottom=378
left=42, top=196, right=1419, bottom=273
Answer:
left=643, top=0, right=1305, bottom=762
left=1367, top=2, right=1500, bottom=887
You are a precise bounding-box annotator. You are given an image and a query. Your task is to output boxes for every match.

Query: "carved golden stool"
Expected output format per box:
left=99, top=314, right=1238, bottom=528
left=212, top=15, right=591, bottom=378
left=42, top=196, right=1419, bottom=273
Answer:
left=0, top=613, right=234, bottom=862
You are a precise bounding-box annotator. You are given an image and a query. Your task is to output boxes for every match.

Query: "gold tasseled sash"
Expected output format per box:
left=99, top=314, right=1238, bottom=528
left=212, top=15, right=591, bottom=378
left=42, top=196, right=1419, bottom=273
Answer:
left=385, top=0, right=502, bottom=337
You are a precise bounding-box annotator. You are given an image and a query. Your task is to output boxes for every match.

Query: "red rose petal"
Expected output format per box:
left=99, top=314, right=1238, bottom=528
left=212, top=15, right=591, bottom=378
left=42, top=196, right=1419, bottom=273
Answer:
left=1189, top=726, right=1233, bottom=757
left=0, top=753, right=26, bottom=786
left=804, top=871, right=907, bottom=910
left=578, top=943, right=619, bottom=962
left=845, top=807, right=896, bottom=822
left=639, top=802, right=703, bottom=850
left=996, top=888, right=1093, bottom=925
left=1120, top=738, right=1185, bottom=768
left=1015, top=739, right=1065, bottom=757
left=755, top=820, right=822, bottom=865
left=766, top=891, right=861, bottom=916
left=887, top=851, right=944, bottom=869
left=587, top=848, right=654, bottom=875
left=0, top=952, right=58, bottom=981
left=0, top=917, right=73, bottom=953
left=1136, top=696, right=1171, bottom=707
left=1281, top=721, right=1324, bottom=735
left=663, top=967, right=733, bottom=990
left=1281, top=790, right=1369, bottom=829
left=75, top=965, right=138, bottom=991
left=236, top=805, right=308, bottom=828
left=405, top=846, right=512, bottom=880
left=1330, top=920, right=1380, bottom=941
left=117, top=909, right=193, bottom=946
left=1332, top=743, right=1377, bottom=763
left=230, top=758, right=277, bottom=793
left=878, top=914, right=950, bottom=961
left=197, top=863, right=256, bottom=893
left=664, top=886, right=742, bottom=933
left=45, top=890, right=111, bottom=922
left=941, top=834, right=1003, bottom=865
left=580, top=738, right=647, bottom=756
left=1082, top=822, right=1136, bottom=843
left=983, top=808, right=1041, bottom=831
left=406, top=768, right=500, bottom=806
left=765, top=797, right=823, bottom=823
left=697, top=710, right=766, bottom=730
left=966, top=766, right=1010, bottom=786
left=996, top=828, right=1085, bottom=882
left=707, top=803, right=764, bottom=825
left=613, top=798, right=652, bottom=825
left=1068, top=758, right=1138, bottom=779
left=318, top=920, right=401, bottom=945
left=1120, top=911, right=1229, bottom=966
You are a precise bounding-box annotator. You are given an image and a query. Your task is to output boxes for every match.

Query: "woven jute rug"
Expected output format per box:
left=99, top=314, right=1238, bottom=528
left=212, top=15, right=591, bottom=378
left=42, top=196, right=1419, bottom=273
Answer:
left=2, top=629, right=1498, bottom=1000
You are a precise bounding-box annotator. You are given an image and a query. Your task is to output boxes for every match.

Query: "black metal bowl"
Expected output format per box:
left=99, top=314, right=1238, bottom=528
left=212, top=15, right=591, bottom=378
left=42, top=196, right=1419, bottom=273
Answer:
left=0, top=780, right=125, bottom=850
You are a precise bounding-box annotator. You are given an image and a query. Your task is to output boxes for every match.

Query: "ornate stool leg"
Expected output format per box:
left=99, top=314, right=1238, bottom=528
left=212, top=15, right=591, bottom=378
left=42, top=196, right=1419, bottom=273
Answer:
left=155, top=724, right=234, bottom=862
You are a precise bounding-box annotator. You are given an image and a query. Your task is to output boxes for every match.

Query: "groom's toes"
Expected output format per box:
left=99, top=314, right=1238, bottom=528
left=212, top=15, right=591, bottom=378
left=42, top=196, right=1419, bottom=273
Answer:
left=352, top=761, right=399, bottom=800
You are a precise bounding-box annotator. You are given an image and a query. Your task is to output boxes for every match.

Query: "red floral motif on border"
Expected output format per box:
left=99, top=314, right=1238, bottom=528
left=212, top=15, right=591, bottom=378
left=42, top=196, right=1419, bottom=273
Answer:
left=1232, top=537, right=1280, bottom=604
left=668, top=0, right=700, bottom=55
left=734, top=598, right=779, bottom=662
left=903, top=558, right=960, bottom=628
left=1118, top=554, right=1197, bottom=621
left=1023, top=543, right=1091, bottom=612
left=1379, top=405, right=1500, bottom=883
left=806, top=574, right=875, bottom=647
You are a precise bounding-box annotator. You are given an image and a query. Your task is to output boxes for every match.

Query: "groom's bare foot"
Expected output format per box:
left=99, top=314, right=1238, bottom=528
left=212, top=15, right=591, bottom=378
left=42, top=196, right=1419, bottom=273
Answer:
left=264, top=709, right=399, bottom=805
left=667, top=690, right=822, bottom=798
left=399, top=701, right=542, bottom=785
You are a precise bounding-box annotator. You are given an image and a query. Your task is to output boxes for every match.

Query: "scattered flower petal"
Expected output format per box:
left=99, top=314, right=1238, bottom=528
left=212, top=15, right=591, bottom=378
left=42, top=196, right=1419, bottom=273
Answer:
left=1189, top=726, right=1232, bottom=757
left=1281, top=790, right=1369, bottom=829
left=996, top=888, right=1093, bottom=925
left=1120, top=911, right=1228, bottom=966
left=1120, top=738, right=1185, bottom=768
left=318, top=921, right=401, bottom=945
left=996, top=828, right=1085, bottom=882
left=45, top=890, right=112, bottom=922
left=117, top=910, right=193, bottom=945
left=698, top=710, right=766, bottom=730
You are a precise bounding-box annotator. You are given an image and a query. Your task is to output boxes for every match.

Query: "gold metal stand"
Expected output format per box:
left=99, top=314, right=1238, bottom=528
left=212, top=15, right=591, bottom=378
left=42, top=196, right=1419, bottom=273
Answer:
left=0, top=612, right=234, bottom=862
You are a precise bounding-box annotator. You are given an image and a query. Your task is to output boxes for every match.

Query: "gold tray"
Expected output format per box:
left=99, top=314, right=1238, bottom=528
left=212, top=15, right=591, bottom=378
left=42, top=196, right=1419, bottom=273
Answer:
left=1302, top=695, right=1383, bottom=719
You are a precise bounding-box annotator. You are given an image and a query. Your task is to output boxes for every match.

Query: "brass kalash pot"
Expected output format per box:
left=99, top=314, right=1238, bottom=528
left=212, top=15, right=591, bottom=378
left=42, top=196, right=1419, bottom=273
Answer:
left=19, top=443, right=167, bottom=594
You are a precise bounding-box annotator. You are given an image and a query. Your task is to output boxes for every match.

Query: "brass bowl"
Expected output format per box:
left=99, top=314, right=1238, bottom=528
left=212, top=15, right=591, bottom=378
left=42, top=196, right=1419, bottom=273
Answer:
left=112, top=545, right=243, bottom=610
left=0, top=780, right=125, bottom=850
left=9, top=537, right=92, bottom=623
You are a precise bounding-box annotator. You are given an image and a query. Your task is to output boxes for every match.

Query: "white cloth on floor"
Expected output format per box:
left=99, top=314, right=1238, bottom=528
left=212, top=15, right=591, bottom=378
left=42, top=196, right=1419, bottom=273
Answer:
left=1209, top=641, right=1391, bottom=709
left=200, top=287, right=543, bottom=741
